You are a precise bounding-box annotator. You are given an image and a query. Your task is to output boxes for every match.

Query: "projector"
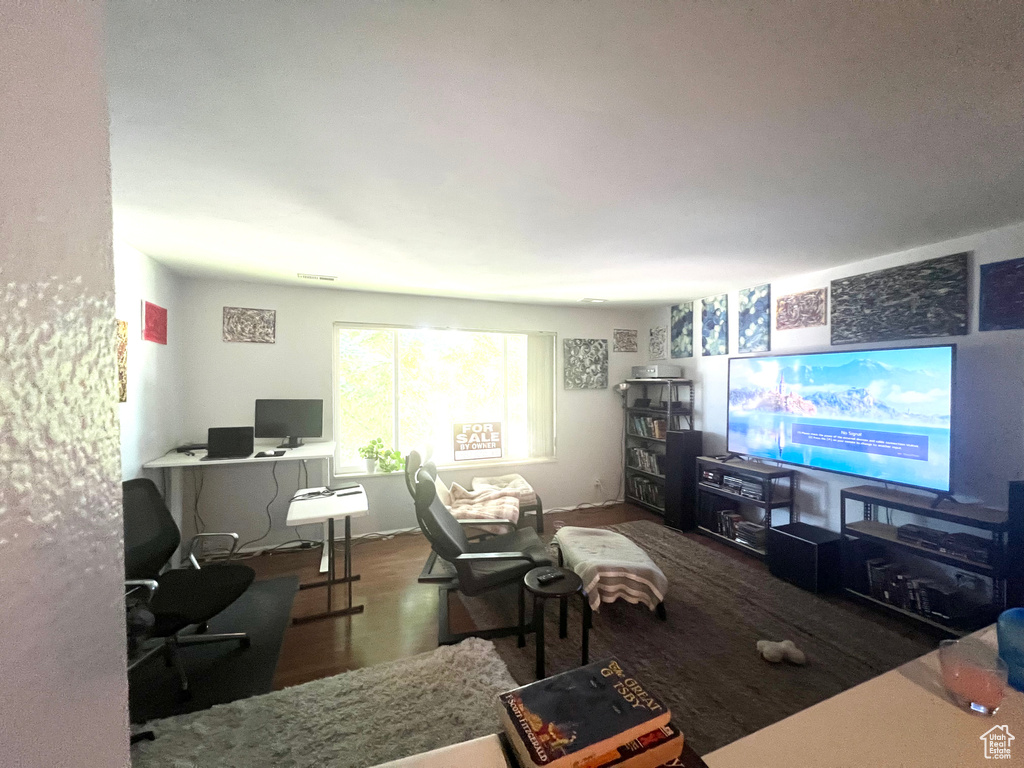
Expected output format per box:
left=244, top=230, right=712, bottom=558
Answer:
left=631, top=364, right=682, bottom=378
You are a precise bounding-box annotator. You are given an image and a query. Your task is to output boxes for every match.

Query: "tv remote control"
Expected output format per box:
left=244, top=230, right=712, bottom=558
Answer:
left=537, top=571, right=564, bottom=585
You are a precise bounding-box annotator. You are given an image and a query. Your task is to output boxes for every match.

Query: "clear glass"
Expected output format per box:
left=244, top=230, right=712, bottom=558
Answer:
left=939, top=637, right=1008, bottom=715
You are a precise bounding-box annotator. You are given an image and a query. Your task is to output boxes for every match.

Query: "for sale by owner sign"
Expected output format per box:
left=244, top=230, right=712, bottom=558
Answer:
left=453, top=422, right=502, bottom=461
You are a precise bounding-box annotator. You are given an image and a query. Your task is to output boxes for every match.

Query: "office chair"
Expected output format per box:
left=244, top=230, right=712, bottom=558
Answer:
left=123, top=477, right=255, bottom=698
left=412, top=466, right=552, bottom=644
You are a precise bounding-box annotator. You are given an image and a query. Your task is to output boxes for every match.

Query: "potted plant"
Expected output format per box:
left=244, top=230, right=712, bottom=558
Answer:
left=377, top=449, right=405, bottom=474
left=358, top=438, right=384, bottom=474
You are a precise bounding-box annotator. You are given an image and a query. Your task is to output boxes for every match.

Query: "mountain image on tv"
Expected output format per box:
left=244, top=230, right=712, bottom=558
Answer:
left=727, top=346, right=954, bottom=492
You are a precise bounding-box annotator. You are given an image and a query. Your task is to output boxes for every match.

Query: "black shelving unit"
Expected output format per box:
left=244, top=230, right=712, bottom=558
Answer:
left=695, top=456, right=795, bottom=559
left=623, top=378, right=697, bottom=518
left=840, top=485, right=1013, bottom=636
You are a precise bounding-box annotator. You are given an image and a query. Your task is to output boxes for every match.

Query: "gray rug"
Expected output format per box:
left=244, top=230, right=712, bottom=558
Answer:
left=492, top=519, right=935, bottom=755
left=130, top=638, right=516, bottom=768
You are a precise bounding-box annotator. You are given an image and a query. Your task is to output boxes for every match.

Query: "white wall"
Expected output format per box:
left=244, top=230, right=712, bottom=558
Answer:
left=169, top=277, right=645, bottom=545
left=0, top=2, right=129, bottom=765
left=115, top=242, right=185, bottom=480
left=642, top=220, right=1024, bottom=531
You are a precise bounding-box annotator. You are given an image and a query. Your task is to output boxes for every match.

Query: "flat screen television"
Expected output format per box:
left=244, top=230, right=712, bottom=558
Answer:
left=254, top=399, right=324, bottom=449
left=727, top=344, right=955, bottom=493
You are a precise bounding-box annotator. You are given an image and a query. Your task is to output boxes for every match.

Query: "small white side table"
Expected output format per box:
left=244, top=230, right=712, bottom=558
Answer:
left=286, top=485, right=368, bottom=623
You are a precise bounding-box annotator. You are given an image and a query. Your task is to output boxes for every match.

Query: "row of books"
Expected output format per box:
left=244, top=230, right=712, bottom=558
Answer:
left=864, top=558, right=969, bottom=621
left=628, top=476, right=665, bottom=509
left=627, top=447, right=665, bottom=476
left=628, top=416, right=671, bottom=439
left=499, top=657, right=685, bottom=768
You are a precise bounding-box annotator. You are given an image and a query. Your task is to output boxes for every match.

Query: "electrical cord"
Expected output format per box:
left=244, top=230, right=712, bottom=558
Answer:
left=291, top=462, right=320, bottom=544
left=238, top=459, right=281, bottom=552
left=193, top=469, right=206, bottom=533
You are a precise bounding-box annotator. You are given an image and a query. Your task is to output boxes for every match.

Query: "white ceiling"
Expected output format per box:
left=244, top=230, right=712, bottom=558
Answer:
left=105, top=1, right=1024, bottom=305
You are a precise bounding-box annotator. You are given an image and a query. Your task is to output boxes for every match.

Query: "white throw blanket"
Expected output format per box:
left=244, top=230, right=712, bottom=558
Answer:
left=446, top=482, right=520, bottom=534
left=554, top=526, right=668, bottom=611
left=469, top=473, right=538, bottom=508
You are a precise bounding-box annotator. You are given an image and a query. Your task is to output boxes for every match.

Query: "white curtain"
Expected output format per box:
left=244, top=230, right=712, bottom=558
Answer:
left=527, top=333, right=555, bottom=458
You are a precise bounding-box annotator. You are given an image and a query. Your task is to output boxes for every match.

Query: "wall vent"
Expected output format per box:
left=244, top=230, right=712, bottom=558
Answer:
left=297, top=273, right=337, bottom=282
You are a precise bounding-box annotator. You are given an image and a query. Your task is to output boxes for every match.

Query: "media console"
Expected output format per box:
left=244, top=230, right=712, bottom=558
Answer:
left=695, top=456, right=795, bottom=559
left=840, top=485, right=1019, bottom=636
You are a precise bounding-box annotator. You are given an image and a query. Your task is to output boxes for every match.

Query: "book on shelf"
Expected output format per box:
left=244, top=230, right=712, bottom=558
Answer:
left=498, top=658, right=676, bottom=768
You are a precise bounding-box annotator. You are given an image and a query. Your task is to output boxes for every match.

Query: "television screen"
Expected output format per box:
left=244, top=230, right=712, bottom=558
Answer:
left=727, top=345, right=955, bottom=492
left=254, top=399, right=323, bottom=448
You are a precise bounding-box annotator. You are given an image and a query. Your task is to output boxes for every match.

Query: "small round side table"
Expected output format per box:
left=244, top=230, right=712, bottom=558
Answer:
left=520, top=566, right=591, bottom=679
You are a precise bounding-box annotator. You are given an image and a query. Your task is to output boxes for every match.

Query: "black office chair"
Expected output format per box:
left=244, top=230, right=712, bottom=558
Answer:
left=412, top=466, right=552, bottom=644
left=124, top=478, right=255, bottom=698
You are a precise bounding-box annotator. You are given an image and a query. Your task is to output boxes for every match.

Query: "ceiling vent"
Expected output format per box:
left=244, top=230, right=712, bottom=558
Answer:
left=297, top=273, right=337, bottom=282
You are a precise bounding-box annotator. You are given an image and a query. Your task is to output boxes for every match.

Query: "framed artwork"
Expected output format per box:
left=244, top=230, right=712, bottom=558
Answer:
left=670, top=302, right=693, bottom=359
left=701, top=294, right=728, bottom=356
left=613, top=329, right=638, bottom=352
left=980, top=256, right=1024, bottom=331
left=776, top=288, right=827, bottom=331
left=223, top=306, right=276, bottom=343
left=649, top=326, right=667, bottom=360
left=563, top=338, right=609, bottom=389
left=737, top=284, right=770, bottom=353
left=142, top=301, right=167, bottom=344
left=831, top=253, right=968, bottom=344
left=116, top=319, right=128, bottom=403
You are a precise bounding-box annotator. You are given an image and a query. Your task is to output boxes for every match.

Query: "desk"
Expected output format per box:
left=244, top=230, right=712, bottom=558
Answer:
left=703, top=625, right=1023, bottom=768
left=287, top=485, right=368, bottom=623
left=143, top=442, right=336, bottom=570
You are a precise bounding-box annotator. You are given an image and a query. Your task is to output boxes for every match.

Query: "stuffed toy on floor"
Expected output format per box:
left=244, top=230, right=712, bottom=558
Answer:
left=757, top=639, right=807, bottom=665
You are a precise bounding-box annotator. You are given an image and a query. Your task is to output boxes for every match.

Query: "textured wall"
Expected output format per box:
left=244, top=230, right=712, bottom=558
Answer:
left=0, top=2, right=130, bottom=765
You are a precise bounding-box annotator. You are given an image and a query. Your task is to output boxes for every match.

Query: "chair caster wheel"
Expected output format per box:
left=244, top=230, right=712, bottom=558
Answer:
left=656, top=603, right=667, bottom=621
left=178, top=687, right=193, bottom=702
left=240, top=637, right=251, bottom=649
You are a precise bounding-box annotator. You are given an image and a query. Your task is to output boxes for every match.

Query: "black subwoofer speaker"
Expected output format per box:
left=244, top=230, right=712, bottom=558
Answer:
left=766, top=522, right=843, bottom=593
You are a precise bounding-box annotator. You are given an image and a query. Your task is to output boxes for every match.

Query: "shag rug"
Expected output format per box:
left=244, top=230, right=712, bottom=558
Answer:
left=131, top=638, right=516, bottom=768
left=492, top=519, right=935, bottom=755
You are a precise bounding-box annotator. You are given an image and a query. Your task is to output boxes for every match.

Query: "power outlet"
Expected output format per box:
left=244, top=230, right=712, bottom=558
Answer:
left=593, top=477, right=602, bottom=489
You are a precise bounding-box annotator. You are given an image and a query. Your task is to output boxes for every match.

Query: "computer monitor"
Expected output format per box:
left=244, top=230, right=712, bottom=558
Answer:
left=254, top=399, right=324, bottom=449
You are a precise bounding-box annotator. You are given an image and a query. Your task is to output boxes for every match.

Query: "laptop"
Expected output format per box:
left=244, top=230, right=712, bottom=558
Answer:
left=201, top=427, right=255, bottom=461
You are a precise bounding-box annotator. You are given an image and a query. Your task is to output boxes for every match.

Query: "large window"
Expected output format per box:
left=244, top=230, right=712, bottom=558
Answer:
left=333, top=324, right=555, bottom=471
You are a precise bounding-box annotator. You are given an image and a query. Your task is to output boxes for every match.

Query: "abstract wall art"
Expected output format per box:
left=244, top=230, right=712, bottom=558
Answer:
left=563, top=338, right=609, bottom=389
left=223, top=306, right=276, bottom=343
left=737, top=284, right=770, bottom=353
left=116, top=319, right=128, bottom=403
left=649, top=326, right=667, bottom=360
left=701, top=294, right=728, bottom=356
left=613, top=328, right=638, bottom=352
left=776, top=288, right=827, bottom=331
left=830, top=252, right=968, bottom=344
left=670, top=302, right=694, bottom=358
left=142, top=300, right=167, bottom=344
left=980, top=256, right=1024, bottom=331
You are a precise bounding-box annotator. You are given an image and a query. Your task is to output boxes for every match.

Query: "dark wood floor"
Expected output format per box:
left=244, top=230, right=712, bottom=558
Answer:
left=245, top=504, right=937, bottom=690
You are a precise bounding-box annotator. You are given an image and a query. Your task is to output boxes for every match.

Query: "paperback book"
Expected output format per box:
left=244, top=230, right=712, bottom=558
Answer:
left=498, top=658, right=673, bottom=768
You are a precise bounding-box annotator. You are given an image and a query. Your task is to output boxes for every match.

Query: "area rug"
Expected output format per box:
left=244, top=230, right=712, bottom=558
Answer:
left=492, top=519, right=935, bottom=756
left=130, top=637, right=517, bottom=768
left=130, top=576, right=299, bottom=724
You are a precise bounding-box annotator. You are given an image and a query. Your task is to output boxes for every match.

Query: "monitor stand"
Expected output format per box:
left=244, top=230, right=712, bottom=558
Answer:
left=930, top=491, right=959, bottom=509
left=278, top=437, right=305, bottom=449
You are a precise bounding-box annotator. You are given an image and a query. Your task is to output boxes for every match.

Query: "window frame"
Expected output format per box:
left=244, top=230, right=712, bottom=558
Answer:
left=331, top=322, right=556, bottom=474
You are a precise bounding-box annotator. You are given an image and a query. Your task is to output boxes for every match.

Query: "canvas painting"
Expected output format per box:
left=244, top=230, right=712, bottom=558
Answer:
left=116, top=319, right=128, bottom=403
left=702, top=294, right=728, bottom=356
left=649, top=326, right=667, bottom=360
left=670, top=302, right=694, bottom=358
left=142, top=300, right=167, bottom=344
left=613, top=329, right=638, bottom=352
left=563, top=338, right=609, bottom=389
left=776, top=288, right=827, bottom=331
left=980, top=256, right=1024, bottom=331
left=737, top=284, right=770, bottom=353
left=831, top=252, right=968, bottom=344
left=223, top=306, right=276, bottom=343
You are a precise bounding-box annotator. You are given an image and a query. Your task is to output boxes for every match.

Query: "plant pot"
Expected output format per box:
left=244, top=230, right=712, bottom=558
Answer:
left=364, top=458, right=377, bottom=474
